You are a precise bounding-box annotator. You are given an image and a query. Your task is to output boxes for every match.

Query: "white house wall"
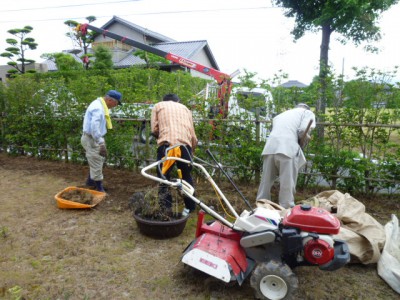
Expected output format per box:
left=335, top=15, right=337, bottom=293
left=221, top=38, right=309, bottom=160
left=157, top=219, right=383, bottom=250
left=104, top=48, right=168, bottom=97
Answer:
left=96, top=23, right=158, bottom=46
left=189, top=50, right=215, bottom=80
left=0, top=63, right=48, bottom=83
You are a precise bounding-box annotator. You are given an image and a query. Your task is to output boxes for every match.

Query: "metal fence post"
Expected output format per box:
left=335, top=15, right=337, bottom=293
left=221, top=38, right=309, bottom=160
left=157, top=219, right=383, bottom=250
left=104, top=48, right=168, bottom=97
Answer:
left=255, top=108, right=261, bottom=183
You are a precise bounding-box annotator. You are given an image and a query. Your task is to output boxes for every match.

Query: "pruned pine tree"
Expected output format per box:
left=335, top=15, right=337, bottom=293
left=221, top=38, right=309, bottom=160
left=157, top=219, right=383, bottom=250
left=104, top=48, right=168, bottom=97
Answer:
left=1, top=25, right=38, bottom=76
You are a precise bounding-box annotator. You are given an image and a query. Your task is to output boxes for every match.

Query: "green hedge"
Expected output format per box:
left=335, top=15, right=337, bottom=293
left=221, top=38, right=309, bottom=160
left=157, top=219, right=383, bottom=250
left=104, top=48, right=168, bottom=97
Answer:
left=1, top=67, right=400, bottom=195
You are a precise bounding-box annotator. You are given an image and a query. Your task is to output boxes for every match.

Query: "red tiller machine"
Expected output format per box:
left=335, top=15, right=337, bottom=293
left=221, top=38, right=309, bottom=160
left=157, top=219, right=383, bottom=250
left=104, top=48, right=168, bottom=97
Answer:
left=141, top=145, right=350, bottom=300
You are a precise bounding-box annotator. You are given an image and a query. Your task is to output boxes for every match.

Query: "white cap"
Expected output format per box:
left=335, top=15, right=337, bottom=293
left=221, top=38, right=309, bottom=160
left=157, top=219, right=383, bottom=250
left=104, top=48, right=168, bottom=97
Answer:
left=296, top=103, right=310, bottom=110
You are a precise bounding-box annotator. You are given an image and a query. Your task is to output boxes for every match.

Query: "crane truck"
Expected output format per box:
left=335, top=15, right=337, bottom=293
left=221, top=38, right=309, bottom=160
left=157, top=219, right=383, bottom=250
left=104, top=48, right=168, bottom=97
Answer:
left=79, top=23, right=233, bottom=116
left=78, top=23, right=273, bottom=142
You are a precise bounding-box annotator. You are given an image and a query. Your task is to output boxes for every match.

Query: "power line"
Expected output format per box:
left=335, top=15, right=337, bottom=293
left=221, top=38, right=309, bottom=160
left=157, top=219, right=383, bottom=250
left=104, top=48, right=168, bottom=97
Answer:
left=0, top=0, right=138, bottom=12
left=134, top=6, right=277, bottom=15
left=0, top=6, right=276, bottom=24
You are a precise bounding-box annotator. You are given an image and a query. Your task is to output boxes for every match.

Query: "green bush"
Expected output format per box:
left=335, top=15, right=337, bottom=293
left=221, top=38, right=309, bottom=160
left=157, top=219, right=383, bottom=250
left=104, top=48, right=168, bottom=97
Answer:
left=1, top=67, right=400, bottom=195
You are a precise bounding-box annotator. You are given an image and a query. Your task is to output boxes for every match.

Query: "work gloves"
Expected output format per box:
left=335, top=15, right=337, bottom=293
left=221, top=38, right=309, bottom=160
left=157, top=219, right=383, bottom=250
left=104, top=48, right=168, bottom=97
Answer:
left=298, top=130, right=311, bottom=149
left=99, top=143, right=107, bottom=157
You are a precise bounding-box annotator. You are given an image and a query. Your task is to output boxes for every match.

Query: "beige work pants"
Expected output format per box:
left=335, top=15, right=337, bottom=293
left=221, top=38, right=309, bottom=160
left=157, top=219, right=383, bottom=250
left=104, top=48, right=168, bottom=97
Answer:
left=81, top=134, right=105, bottom=181
left=256, top=153, right=301, bottom=209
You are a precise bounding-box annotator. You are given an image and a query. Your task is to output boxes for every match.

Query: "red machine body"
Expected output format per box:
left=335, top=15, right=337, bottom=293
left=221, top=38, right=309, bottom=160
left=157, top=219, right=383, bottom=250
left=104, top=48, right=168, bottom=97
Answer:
left=185, top=204, right=348, bottom=284
left=282, top=204, right=341, bottom=235
left=191, top=230, right=247, bottom=279
left=184, top=210, right=249, bottom=284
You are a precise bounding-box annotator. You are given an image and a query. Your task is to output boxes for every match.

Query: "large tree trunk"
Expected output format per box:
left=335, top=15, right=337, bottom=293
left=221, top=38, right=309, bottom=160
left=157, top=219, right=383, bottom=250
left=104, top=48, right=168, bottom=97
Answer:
left=317, top=23, right=332, bottom=139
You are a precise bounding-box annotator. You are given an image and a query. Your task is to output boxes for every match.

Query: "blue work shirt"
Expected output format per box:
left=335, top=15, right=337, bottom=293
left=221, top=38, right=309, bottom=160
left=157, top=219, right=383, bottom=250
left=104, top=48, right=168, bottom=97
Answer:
left=82, top=98, right=107, bottom=144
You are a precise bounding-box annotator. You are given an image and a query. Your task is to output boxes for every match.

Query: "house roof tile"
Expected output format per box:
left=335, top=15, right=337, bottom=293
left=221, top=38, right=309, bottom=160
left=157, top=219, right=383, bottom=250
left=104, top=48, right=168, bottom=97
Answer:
left=101, top=16, right=176, bottom=43
left=44, top=52, right=83, bottom=71
left=279, top=80, right=308, bottom=88
left=115, top=40, right=219, bottom=70
left=42, top=16, right=219, bottom=73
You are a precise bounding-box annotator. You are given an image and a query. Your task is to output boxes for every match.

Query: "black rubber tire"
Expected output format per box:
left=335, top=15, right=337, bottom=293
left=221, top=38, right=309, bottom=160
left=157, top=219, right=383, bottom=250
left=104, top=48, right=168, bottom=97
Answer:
left=139, top=124, right=155, bottom=144
left=250, top=260, right=298, bottom=300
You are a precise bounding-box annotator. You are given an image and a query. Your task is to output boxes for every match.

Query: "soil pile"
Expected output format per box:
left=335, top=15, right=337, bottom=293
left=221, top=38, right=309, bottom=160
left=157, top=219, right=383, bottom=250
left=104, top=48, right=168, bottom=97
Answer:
left=60, top=189, right=94, bottom=204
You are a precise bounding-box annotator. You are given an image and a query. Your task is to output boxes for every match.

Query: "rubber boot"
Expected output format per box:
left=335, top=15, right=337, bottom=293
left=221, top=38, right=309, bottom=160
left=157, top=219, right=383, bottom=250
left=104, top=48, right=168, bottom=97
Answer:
left=95, top=180, right=105, bottom=193
left=86, top=175, right=95, bottom=187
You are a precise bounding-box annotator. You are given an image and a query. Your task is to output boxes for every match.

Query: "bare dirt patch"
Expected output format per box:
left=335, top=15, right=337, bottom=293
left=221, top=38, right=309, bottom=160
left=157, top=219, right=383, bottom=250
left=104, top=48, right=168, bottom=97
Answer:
left=0, top=153, right=399, bottom=300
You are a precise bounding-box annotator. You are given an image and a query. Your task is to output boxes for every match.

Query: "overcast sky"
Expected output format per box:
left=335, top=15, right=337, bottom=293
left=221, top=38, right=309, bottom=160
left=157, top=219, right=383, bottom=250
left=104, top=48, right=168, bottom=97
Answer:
left=1, top=0, right=400, bottom=85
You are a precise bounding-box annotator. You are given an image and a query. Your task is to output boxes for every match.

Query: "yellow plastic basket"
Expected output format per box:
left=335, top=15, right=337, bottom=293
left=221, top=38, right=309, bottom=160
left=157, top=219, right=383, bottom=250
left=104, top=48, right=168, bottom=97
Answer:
left=55, top=186, right=106, bottom=209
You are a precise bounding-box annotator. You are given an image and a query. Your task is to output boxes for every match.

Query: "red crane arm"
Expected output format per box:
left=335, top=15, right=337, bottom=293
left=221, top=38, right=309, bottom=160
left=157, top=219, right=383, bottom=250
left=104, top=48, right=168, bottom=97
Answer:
left=79, top=23, right=232, bottom=117
left=79, top=23, right=231, bottom=84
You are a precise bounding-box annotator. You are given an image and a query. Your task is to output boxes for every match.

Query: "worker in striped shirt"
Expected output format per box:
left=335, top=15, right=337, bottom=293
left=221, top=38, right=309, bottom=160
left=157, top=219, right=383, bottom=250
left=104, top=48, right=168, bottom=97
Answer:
left=151, top=93, right=198, bottom=217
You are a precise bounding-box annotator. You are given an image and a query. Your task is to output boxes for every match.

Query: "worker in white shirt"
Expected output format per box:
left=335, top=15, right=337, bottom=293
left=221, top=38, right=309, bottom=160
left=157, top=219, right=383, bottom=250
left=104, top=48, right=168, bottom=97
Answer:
left=256, top=103, right=316, bottom=208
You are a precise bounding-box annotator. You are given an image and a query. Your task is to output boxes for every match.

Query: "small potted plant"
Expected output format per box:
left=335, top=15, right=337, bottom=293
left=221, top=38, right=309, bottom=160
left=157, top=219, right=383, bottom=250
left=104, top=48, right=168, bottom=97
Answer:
left=129, top=187, right=190, bottom=239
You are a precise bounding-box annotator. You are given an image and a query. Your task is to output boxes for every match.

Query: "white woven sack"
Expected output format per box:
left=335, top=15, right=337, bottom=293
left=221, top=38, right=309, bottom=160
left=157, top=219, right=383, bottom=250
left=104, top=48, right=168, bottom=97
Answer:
left=377, top=214, right=400, bottom=294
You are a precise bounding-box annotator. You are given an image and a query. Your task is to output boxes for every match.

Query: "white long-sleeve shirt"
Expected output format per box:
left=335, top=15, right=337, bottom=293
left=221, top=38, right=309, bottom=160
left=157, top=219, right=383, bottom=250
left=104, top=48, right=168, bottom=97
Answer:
left=82, top=98, right=107, bottom=144
left=261, top=107, right=316, bottom=166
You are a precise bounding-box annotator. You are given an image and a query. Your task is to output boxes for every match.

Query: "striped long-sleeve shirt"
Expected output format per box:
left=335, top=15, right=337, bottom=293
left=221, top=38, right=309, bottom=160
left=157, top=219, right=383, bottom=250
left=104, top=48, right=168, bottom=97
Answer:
left=151, top=101, right=198, bottom=149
